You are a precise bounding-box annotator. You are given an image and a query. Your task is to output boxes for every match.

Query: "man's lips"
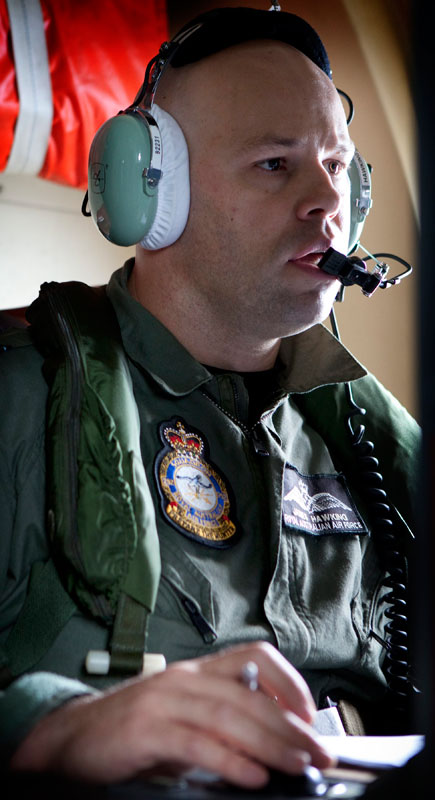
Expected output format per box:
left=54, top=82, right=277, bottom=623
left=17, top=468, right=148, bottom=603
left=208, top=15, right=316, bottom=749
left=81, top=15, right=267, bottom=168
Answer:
left=289, top=240, right=336, bottom=264
left=288, top=251, right=328, bottom=268
left=286, top=249, right=341, bottom=282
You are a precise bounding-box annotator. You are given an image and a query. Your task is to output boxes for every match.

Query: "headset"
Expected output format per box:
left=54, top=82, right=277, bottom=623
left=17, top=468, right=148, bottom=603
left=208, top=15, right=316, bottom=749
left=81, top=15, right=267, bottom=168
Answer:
left=85, top=29, right=372, bottom=256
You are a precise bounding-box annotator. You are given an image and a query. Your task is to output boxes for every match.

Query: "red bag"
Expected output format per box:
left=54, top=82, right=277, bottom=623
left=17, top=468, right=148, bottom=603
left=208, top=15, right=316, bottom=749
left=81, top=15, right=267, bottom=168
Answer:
left=0, top=0, right=168, bottom=187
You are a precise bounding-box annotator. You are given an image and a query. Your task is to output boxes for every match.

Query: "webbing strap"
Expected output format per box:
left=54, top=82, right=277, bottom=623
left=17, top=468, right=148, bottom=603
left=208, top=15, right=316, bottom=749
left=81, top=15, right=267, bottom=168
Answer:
left=5, top=0, right=53, bottom=174
left=109, top=592, right=149, bottom=675
left=337, top=699, right=366, bottom=736
left=0, top=560, right=76, bottom=688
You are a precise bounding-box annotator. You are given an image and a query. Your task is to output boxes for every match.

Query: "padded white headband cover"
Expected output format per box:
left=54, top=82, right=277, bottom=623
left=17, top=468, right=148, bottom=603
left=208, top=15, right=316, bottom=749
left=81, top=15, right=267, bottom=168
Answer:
left=140, top=104, right=190, bottom=250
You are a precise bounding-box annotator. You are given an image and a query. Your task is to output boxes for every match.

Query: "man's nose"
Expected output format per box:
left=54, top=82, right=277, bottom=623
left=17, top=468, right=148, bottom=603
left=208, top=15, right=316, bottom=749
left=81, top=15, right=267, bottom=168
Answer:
left=295, top=167, right=343, bottom=222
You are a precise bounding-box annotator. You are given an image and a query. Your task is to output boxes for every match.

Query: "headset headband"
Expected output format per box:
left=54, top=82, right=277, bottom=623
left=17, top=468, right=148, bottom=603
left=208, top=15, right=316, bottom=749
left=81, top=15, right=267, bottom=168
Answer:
left=132, top=7, right=332, bottom=112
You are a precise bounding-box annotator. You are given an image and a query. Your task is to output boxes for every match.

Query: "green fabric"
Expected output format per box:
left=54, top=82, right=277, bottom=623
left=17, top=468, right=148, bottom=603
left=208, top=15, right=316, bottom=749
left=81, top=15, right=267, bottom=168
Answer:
left=109, top=592, right=149, bottom=674
left=0, top=560, right=76, bottom=687
left=26, top=282, right=161, bottom=621
left=0, top=672, right=98, bottom=766
left=295, top=377, right=418, bottom=546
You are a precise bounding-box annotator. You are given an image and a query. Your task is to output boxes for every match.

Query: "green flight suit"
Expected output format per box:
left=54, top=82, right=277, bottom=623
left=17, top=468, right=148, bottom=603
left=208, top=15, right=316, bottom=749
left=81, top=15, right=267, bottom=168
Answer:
left=0, top=260, right=420, bottom=761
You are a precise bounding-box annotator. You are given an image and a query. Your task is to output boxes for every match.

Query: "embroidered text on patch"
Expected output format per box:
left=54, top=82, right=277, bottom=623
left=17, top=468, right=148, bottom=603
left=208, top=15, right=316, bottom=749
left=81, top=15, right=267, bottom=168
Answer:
left=282, top=466, right=368, bottom=535
left=155, top=419, right=237, bottom=547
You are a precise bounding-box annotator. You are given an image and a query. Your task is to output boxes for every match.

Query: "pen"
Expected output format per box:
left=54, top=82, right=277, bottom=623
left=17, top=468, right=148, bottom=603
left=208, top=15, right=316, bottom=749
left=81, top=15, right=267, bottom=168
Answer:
left=241, top=660, right=259, bottom=692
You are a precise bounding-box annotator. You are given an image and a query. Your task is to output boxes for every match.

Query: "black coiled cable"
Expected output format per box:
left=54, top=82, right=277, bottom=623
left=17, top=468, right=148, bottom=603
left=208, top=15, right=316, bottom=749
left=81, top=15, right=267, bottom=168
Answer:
left=344, top=382, right=411, bottom=712
left=330, top=308, right=415, bottom=718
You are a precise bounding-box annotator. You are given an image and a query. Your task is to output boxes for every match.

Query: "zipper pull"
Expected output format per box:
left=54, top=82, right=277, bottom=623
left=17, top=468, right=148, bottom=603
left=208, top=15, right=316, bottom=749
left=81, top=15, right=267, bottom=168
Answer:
left=182, top=597, right=217, bottom=644
left=250, top=427, right=269, bottom=456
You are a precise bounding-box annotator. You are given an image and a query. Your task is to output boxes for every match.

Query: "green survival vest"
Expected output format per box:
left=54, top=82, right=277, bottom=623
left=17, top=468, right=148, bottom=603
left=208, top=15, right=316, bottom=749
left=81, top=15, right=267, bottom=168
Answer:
left=0, top=281, right=161, bottom=686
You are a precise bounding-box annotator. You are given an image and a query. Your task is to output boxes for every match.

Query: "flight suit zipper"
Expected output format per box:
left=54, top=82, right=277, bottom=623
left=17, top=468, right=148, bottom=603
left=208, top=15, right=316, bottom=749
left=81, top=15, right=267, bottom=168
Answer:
left=201, top=383, right=270, bottom=456
left=161, top=575, right=217, bottom=644
left=44, top=286, right=83, bottom=572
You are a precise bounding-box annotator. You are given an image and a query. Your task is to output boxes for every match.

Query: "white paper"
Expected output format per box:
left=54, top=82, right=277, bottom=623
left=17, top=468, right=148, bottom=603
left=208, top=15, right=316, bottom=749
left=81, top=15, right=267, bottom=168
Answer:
left=314, top=707, right=347, bottom=736
left=318, top=734, right=425, bottom=769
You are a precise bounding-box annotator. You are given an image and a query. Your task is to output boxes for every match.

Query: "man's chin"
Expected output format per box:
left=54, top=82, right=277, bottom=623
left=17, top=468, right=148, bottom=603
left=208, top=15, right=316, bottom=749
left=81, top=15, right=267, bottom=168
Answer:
left=274, top=295, right=337, bottom=338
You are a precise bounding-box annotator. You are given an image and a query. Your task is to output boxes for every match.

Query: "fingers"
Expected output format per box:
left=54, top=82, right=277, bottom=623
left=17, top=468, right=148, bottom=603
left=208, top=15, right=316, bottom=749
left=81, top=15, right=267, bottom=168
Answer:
left=170, top=687, right=329, bottom=774
left=144, top=721, right=270, bottom=788
left=190, top=641, right=317, bottom=723
left=155, top=657, right=333, bottom=776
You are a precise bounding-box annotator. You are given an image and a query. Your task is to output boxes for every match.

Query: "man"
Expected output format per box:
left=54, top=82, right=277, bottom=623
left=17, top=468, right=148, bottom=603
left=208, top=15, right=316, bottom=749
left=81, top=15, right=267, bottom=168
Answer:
left=0, top=5, right=419, bottom=789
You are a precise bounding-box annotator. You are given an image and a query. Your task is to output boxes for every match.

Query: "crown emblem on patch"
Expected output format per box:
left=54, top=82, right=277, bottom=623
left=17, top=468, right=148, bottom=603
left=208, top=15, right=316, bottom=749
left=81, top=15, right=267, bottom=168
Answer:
left=163, top=423, right=203, bottom=454
left=154, top=419, right=238, bottom=548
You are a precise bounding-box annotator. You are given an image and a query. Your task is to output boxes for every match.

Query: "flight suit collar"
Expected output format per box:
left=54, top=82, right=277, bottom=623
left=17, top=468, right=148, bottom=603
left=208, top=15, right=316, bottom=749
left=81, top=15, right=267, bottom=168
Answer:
left=277, top=325, right=366, bottom=393
left=107, top=261, right=211, bottom=395
left=107, top=260, right=366, bottom=397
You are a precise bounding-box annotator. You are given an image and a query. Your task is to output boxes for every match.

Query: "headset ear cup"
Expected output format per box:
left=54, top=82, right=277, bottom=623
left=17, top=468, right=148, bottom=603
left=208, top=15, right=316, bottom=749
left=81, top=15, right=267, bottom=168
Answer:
left=140, top=104, right=190, bottom=250
left=88, top=110, right=160, bottom=246
left=347, top=149, right=372, bottom=253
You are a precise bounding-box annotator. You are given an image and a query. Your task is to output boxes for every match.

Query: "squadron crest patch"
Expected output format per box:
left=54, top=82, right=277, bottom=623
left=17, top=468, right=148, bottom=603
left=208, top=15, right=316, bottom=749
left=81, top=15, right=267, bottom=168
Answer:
left=154, top=418, right=238, bottom=547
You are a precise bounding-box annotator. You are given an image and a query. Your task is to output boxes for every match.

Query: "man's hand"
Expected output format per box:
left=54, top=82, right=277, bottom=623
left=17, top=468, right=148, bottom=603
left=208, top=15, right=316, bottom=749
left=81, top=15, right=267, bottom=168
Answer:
left=10, top=642, right=334, bottom=788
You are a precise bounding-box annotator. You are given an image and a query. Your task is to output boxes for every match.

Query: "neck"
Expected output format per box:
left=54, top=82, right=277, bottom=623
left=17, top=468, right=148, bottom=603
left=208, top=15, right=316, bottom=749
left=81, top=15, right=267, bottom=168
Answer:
left=129, top=254, right=281, bottom=371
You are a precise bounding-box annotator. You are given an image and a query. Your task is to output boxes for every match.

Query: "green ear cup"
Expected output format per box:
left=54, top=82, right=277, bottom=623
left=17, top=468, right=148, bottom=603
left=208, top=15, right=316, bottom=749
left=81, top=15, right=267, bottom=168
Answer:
left=88, top=112, right=160, bottom=247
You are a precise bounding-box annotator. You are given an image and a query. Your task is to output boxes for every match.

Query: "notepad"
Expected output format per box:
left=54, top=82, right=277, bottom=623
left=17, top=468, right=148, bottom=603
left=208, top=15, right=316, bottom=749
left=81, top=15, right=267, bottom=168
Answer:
left=318, top=734, right=425, bottom=770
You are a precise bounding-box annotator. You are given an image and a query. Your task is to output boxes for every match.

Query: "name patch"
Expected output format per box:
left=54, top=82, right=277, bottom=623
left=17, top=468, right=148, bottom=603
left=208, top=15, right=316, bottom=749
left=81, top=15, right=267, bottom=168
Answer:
left=283, top=466, right=368, bottom=536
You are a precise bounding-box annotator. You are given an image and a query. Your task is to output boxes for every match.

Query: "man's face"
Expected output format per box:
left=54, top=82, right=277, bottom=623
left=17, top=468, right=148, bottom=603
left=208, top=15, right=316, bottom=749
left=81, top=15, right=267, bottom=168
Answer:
left=164, top=41, right=354, bottom=341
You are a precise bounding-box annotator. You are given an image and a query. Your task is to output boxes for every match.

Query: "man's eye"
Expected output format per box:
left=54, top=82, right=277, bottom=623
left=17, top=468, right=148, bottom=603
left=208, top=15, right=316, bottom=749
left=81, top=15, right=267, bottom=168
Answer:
left=258, top=158, right=285, bottom=172
left=327, top=160, right=344, bottom=175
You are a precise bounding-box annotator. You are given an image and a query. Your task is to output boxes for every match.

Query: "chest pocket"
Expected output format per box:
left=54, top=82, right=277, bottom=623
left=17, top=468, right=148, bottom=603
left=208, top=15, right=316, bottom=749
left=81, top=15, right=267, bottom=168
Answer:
left=275, top=465, right=382, bottom=670
left=146, top=536, right=217, bottom=662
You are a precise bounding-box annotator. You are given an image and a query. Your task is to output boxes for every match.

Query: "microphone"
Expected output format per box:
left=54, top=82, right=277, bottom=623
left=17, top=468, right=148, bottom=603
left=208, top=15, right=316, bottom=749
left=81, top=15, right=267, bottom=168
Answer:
left=318, top=247, right=388, bottom=297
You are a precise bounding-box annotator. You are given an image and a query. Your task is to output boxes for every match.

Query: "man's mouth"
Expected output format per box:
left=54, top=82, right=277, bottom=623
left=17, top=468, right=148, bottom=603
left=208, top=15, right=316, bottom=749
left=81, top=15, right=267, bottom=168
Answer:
left=289, top=251, right=327, bottom=268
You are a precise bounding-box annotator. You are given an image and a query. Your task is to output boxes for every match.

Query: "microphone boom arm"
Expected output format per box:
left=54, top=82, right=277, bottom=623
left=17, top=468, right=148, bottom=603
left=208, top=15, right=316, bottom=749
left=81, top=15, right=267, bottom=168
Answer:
left=318, top=247, right=412, bottom=298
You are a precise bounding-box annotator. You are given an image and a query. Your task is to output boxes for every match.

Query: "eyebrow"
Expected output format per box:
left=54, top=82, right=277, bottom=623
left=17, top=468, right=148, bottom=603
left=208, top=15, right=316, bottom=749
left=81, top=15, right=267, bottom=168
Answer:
left=334, top=140, right=356, bottom=158
left=237, top=135, right=356, bottom=158
left=238, top=135, right=301, bottom=153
